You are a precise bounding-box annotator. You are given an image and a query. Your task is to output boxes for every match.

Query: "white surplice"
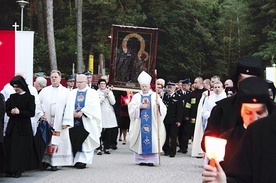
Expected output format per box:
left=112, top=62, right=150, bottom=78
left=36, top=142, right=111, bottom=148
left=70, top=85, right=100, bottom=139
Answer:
left=191, top=91, right=226, bottom=157
left=39, top=85, right=73, bottom=166
left=63, top=87, right=102, bottom=165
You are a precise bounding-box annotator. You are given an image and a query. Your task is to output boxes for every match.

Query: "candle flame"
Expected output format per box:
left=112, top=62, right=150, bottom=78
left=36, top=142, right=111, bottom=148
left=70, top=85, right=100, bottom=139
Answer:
left=205, top=136, right=227, bottom=162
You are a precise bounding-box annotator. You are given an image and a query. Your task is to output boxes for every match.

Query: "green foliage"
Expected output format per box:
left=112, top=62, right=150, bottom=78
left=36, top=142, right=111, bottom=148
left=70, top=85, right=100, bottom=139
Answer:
left=253, top=31, right=276, bottom=64
left=33, top=32, right=50, bottom=74
left=2, top=0, right=274, bottom=82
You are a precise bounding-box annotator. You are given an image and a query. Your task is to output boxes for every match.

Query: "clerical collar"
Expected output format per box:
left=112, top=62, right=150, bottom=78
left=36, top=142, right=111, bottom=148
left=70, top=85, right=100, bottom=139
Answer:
left=140, top=90, right=153, bottom=96
left=19, top=91, right=26, bottom=95
left=78, top=86, right=89, bottom=92
left=52, top=85, right=60, bottom=88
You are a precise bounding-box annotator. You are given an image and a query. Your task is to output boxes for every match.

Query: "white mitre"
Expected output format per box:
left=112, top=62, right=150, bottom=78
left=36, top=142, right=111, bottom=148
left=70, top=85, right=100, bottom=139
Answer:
left=137, top=71, right=152, bottom=85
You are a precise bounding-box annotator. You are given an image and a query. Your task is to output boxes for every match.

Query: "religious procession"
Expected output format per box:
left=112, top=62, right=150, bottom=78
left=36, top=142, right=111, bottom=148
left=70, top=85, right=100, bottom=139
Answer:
left=1, top=1, right=275, bottom=183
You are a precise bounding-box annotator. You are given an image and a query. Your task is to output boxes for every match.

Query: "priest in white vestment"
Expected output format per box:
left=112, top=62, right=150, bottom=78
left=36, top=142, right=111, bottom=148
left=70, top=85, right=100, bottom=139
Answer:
left=128, top=71, right=167, bottom=166
left=63, top=74, right=102, bottom=168
left=191, top=81, right=226, bottom=157
left=39, top=70, right=72, bottom=171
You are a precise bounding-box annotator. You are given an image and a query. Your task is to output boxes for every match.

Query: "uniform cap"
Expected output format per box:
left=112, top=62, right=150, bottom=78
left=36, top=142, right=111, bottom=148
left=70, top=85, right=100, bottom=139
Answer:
left=66, top=75, right=75, bottom=81
left=84, top=71, right=92, bottom=76
left=166, top=81, right=175, bottom=86
left=182, top=78, right=191, bottom=85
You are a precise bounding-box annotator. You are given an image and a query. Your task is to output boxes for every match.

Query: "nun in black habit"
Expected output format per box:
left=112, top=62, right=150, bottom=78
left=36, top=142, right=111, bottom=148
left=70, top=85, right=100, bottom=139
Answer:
left=4, top=75, right=35, bottom=178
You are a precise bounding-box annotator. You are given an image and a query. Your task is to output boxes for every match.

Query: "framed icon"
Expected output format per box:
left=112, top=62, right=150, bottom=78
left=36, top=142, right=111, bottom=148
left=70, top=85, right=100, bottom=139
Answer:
left=109, top=24, right=159, bottom=89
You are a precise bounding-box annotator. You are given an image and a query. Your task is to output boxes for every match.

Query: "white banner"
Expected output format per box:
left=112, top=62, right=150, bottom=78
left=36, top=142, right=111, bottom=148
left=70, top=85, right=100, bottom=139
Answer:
left=15, top=31, right=34, bottom=85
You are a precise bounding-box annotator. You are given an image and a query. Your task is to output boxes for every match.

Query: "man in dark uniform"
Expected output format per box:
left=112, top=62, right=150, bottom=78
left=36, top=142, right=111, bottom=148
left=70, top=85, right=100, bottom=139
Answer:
left=184, top=77, right=207, bottom=153
left=201, top=56, right=264, bottom=151
left=84, top=71, right=98, bottom=90
left=162, top=82, right=183, bottom=157
left=65, top=75, right=75, bottom=91
left=177, top=78, right=191, bottom=153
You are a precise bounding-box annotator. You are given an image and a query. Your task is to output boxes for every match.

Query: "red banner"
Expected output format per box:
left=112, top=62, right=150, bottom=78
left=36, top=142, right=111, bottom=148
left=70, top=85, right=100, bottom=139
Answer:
left=0, top=30, right=15, bottom=90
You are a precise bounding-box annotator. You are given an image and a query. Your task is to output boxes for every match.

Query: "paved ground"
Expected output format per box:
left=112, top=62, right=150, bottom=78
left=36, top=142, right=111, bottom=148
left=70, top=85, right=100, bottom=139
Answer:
left=0, top=139, right=204, bottom=183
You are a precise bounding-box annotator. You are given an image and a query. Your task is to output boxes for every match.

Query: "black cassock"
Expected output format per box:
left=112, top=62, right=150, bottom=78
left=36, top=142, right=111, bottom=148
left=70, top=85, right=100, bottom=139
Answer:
left=5, top=92, right=35, bottom=172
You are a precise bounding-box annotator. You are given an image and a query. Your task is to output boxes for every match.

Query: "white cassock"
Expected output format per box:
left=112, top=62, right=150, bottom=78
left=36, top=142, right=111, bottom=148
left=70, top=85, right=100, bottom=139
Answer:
left=97, top=89, right=117, bottom=128
left=191, top=91, right=226, bottom=157
left=1, top=83, right=43, bottom=136
left=28, top=85, right=44, bottom=135
left=39, top=85, right=73, bottom=166
left=63, top=86, right=102, bottom=165
left=128, top=90, right=167, bottom=165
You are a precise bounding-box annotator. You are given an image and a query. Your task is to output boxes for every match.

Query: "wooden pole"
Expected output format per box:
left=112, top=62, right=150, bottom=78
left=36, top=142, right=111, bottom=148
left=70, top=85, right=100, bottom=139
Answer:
left=155, top=69, right=161, bottom=165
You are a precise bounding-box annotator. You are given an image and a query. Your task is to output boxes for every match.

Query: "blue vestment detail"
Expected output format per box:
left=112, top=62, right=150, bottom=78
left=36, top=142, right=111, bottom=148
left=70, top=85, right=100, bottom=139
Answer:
left=140, top=94, right=152, bottom=154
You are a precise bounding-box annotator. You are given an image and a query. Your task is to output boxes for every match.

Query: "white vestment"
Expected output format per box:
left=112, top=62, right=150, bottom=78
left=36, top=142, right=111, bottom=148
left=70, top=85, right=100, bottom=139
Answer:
left=97, top=89, right=117, bottom=128
left=63, top=87, right=102, bottom=165
left=39, top=85, right=72, bottom=166
left=201, top=91, right=227, bottom=122
left=191, top=91, right=226, bottom=157
left=128, top=90, right=167, bottom=164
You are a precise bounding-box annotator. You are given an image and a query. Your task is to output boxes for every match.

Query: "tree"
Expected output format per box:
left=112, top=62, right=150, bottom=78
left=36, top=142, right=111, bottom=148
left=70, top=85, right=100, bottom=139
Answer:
left=3, top=0, right=274, bottom=81
left=45, top=0, right=57, bottom=70
left=243, top=0, right=276, bottom=66
left=76, top=0, right=85, bottom=73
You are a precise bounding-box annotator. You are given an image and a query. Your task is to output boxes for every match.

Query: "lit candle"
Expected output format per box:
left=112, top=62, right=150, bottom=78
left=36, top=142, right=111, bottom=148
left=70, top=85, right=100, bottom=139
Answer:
left=205, top=136, right=227, bottom=167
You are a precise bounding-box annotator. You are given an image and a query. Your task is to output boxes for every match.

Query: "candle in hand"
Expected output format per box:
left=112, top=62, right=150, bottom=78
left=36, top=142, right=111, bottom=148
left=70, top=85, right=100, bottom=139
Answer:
left=205, top=136, right=227, bottom=167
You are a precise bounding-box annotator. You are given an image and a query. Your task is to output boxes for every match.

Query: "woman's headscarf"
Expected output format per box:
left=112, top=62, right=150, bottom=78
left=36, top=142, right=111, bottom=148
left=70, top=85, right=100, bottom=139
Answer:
left=10, top=75, right=30, bottom=94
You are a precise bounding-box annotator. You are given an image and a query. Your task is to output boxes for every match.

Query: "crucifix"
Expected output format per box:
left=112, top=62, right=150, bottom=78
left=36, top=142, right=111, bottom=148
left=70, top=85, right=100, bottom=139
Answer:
left=12, top=22, right=19, bottom=31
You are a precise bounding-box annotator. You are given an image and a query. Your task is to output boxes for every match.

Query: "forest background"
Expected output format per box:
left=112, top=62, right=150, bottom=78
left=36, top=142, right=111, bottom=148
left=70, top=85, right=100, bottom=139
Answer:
left=0, top=0, right=275, bottom=82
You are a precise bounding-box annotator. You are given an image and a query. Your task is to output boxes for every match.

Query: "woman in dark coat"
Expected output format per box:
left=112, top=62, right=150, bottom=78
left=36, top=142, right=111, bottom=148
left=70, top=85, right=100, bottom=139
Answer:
left=5, top=75, right=35, bottom=178
left=118, top=91, right=132, bottom=144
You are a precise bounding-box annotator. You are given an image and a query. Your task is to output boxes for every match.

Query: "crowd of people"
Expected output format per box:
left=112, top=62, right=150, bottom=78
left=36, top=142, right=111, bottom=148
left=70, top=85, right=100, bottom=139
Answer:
left=0, top=55, right=275, bottom=182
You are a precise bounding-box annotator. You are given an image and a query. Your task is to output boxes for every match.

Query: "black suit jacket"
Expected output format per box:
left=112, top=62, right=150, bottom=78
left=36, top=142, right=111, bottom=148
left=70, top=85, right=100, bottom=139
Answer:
left=177, top=90, right=191, bottom=120
left=163, top=92, right=183, bottom=124
left=226, top=114, right=276, bottom=183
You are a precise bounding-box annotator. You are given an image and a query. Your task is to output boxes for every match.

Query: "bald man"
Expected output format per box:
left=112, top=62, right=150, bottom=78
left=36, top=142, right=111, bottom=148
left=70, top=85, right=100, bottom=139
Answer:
left=63, top=74, right=102, bottom=169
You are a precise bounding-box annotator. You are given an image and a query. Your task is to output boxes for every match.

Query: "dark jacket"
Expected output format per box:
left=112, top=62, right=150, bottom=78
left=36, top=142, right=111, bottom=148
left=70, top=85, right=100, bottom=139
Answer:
left=185, top=88, right=207, bottom=120
left=163, top=92, right=183, bottom=124
left=6, top=93, right=35, bottom=136
left=177, top=90, right=191, bottom=120
left=201, top=94, right=243, bottom=151
left=226, top=114, right=276, bottom=183
left=219, top=126, right=246, bottom=170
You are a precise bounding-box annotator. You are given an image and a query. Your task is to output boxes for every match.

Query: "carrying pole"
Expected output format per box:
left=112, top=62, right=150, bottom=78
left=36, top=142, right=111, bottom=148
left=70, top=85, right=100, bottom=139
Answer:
left=155, top=69, right=161, bottom=165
